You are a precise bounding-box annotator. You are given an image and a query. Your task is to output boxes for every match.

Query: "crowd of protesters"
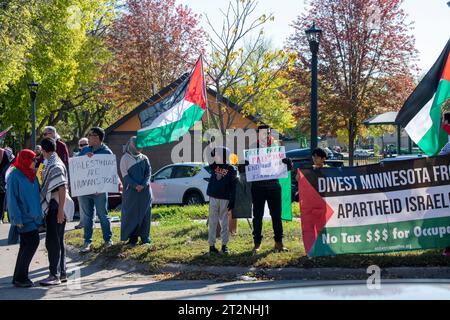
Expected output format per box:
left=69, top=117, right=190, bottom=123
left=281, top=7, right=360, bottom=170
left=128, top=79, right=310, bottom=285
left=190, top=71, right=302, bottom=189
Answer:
left=0, top=112, right=449, bottom=288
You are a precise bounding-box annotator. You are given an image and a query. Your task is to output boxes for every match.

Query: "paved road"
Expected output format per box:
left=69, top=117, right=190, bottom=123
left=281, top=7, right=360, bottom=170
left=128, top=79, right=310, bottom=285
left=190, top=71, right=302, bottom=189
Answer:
left=0, top=222, right=289, bottom=300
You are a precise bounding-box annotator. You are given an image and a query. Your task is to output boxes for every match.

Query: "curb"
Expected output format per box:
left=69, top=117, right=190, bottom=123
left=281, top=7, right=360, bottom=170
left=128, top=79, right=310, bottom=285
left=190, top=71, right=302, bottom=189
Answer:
left=65, top=245, right=450, bottom=280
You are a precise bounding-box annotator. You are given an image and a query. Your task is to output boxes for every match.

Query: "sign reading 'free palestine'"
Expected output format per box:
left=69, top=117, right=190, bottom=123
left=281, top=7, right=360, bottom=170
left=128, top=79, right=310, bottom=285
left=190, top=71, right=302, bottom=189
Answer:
left=298, top=156, right=450, bottom=257
left=69, top=154, right=120, bottom=197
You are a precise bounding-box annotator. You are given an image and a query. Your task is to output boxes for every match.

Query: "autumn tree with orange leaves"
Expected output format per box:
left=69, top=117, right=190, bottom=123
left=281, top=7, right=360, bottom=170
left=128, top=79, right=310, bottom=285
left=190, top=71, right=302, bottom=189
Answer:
left=287, top=0, right=418, bottom=165
left=105, top=0, right=205, bottom=114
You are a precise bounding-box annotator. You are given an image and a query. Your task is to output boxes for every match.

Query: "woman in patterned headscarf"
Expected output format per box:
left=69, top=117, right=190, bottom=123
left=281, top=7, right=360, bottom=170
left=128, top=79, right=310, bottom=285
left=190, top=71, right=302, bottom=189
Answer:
left=119, top=136, right=152, bottom=246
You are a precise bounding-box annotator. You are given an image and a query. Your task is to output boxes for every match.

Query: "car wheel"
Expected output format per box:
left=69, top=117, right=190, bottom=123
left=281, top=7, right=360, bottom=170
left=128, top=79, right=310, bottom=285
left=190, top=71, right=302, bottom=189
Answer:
left=183, top=191, right=204, bottom=205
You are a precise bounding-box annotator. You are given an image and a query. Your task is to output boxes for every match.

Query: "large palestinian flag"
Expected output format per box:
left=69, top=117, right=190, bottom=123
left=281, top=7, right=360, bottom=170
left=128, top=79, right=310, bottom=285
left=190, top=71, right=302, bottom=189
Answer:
left=136, top=57, right=207, bottom=148
left=396, top=39, right=450, bottom=156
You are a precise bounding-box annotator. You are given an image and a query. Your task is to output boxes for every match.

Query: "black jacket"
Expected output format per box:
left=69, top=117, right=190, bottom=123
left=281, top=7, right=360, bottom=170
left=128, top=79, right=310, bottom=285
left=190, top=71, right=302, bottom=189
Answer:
left=206, top=163, right=238, bottom=209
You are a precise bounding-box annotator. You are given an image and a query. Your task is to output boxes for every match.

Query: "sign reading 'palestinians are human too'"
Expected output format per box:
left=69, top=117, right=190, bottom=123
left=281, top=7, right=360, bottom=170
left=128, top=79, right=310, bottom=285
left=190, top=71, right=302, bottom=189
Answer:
left=298, top=156, right=450, bottom=257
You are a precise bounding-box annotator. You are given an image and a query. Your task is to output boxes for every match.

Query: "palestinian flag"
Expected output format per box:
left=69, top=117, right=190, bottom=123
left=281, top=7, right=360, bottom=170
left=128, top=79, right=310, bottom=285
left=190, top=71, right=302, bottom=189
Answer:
left=396, top=39, right=450, bottom=156
left=0, top=125, right=12, bottom=140
left=136, top=57, right=207, bottom=148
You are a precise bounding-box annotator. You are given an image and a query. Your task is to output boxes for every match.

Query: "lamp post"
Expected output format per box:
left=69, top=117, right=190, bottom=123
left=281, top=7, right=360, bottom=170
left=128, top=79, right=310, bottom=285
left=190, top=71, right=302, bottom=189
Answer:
left=305, top=23, right=322, bottom=152
left=28, top=80, right=39, bottom=150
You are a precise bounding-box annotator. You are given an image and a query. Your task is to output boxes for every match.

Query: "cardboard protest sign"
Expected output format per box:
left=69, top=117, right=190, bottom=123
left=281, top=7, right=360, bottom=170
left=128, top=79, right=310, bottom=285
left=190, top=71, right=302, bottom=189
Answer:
left=244, top=146, right=288, bottom=182
left=69, top=154, right=119, bottom=197
left=298, top=156, right=450, bottom=257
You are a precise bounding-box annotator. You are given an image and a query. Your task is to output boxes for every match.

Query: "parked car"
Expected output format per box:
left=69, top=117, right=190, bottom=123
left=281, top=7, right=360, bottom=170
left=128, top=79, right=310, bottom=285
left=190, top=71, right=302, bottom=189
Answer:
left=151, top=162, right=211, bottom=205
left=380, top=154, right=427, bottom=163
left=353, top=149, right=372, bottom=158
left=323, top=147, right=344, bottom=160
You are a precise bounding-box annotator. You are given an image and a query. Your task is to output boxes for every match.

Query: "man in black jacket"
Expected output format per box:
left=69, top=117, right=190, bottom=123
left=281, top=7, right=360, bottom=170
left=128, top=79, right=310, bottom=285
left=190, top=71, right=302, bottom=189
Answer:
left=206, top=146, right=238, bottom=255
left=249, top=125, right=292, bottom=253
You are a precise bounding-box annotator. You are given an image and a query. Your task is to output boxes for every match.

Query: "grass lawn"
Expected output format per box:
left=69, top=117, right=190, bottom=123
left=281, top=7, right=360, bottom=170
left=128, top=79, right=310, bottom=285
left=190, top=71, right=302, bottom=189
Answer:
left=65, top=211, right=449, bottom=271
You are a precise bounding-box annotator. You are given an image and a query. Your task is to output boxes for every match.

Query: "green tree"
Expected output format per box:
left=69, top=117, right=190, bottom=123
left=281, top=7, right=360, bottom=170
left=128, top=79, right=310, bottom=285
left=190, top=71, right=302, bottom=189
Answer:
left=0, top=0, right=116, bottom=149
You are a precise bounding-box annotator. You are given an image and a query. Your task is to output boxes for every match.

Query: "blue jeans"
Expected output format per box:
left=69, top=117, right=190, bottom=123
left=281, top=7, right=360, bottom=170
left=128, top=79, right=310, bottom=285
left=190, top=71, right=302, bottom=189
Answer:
left=79, top=193, right=112, bottom=244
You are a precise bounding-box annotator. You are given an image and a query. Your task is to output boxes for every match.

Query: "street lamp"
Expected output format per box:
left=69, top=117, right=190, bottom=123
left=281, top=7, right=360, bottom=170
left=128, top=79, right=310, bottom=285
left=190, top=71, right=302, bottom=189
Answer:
left=27, top=80, right=39, bottom=150
left=305, top=23, right=322, bottom=152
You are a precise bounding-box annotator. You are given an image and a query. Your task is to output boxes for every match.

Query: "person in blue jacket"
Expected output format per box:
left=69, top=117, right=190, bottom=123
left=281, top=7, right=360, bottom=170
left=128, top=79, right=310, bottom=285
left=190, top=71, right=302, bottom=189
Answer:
left=7, top=149, right=43, bottom=288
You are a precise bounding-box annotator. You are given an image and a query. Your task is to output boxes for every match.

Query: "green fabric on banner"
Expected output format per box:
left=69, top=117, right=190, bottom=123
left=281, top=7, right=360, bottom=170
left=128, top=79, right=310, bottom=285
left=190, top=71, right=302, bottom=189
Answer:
left=280, top=171, right=292, bottom=221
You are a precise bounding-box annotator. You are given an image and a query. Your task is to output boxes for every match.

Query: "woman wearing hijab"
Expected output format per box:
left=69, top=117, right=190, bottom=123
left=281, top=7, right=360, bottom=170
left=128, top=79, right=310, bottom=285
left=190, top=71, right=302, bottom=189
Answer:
left=120, top=136, right=152, bottom=245
left=7, top=149, right=43, bottom=287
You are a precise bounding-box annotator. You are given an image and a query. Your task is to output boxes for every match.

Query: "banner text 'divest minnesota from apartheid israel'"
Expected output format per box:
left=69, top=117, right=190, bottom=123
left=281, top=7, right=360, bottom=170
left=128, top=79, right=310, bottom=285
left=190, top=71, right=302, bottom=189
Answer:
left=298, top=156, right=450, bottom=257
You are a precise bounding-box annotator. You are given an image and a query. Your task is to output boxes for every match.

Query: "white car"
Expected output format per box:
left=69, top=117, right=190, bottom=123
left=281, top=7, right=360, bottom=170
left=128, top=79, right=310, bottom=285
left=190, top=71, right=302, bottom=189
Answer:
left=353, top=149, right=372, bottom=157
left=151, top=162, right=211, bottom=205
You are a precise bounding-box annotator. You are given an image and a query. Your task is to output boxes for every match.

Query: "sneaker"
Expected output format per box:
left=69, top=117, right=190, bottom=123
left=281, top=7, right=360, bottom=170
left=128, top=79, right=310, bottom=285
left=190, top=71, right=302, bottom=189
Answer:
left=209, top=246, right=219, bottom=254
left=60, top=274, right=67, bottom=283
left=14, top=279, right=34, bottom=288
left=443, top=247, right=450, bottom=257
left=74, top=224, right=84, bottom=230
left=80, top=243, right=92, bottom=253
left=105, top=240, right=113, bottom=248
left=252, top=243, right=261, bottom=254
left=221, top=245, right=229, bottom=255
left=40, top=275, right=61, bottom=286
left=274, top=242, right=288, bottom=252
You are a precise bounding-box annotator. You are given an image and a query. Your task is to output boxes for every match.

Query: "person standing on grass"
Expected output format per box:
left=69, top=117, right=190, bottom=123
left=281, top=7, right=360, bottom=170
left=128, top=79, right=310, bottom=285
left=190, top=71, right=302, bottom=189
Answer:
left=77, top=127, right=114, bottom=253
left=39, top=138, right=74, bottom=286
left=247, top=125, right=292, bottom=254
left=206, top=146, right=238, bottom=255
left=119, top=136, right=152, bottom=246
left=7, top=149, right=43, bottom=288
left=311, top=147, right=329, bottom=169
left=74, top=137, right=89, bottom=230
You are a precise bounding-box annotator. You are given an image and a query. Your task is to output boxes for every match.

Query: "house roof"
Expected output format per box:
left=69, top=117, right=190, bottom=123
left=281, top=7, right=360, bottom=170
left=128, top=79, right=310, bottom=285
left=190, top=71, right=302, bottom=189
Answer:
left=105, top=73, right=261, bottom=134
left=363, top=112, right=399, bottom=126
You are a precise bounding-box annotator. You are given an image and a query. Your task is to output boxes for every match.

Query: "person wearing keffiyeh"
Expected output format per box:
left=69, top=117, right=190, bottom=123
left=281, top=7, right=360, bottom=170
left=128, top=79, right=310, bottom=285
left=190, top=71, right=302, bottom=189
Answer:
left=39, top=138, right=74, bottom=286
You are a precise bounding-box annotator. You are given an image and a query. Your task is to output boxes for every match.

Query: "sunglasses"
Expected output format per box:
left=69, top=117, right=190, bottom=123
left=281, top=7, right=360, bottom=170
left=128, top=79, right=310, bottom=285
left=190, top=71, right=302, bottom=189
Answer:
left=88, top=133, right=99, bottom=137
left=79, top=143, right=88, bottom=147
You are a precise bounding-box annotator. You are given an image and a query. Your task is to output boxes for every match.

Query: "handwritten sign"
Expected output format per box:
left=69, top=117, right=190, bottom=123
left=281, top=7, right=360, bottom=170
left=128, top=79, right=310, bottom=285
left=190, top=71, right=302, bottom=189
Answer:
left=244, top=146, right=288, bottom=182
left=69, top=154, right=119, bottom=197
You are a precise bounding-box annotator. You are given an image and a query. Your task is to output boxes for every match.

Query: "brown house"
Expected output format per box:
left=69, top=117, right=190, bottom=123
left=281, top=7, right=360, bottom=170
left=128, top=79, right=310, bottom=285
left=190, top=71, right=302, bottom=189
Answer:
left=104, top=74, right=259, bottom=171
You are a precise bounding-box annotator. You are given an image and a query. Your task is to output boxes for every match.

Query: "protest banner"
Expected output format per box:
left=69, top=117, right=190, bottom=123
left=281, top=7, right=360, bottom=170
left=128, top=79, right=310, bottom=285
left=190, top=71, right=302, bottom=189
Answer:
left=69, top=154, right=119, bottom=197
left=244, top=146, right=288, bottom=182
left=298, top=156, right=450, bottom=257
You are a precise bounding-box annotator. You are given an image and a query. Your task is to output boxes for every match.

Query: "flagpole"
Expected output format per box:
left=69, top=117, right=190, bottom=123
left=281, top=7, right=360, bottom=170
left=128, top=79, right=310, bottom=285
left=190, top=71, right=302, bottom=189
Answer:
left=200, top=54, right=211, bottom=130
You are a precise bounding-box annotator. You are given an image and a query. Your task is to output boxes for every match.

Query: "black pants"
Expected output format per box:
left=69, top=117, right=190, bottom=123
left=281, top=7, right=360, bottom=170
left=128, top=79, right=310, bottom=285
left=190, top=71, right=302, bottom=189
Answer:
left=13, top=229, right=40, bottom=282
left=45, top=200, right=66, bottom=277
left=251, top=185, right=283, bottom=245
left=0, top=192, right=5, bottom=222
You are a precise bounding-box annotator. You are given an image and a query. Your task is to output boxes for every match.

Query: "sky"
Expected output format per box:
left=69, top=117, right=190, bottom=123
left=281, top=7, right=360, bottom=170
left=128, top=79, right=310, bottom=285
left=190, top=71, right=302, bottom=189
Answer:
left=178, top=0, right=450, bottom=73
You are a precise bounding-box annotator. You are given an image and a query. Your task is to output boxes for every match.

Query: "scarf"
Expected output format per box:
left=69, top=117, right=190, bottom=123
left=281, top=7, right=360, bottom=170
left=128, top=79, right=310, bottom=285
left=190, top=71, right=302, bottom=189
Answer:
left=13, top=149, right=36, bottom=182
left=40, top=153, right=68, bottom=215
left=443, top=124, right=450, bottom=135
left=125, top=136, right=143, bottom=159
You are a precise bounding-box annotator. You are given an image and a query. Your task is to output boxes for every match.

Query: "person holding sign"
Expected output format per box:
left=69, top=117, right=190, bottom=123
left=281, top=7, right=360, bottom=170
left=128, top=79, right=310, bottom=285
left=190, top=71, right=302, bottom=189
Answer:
left=248, top=125, right=292, bottom=253
left=39, top=138, right=74, bottom=286
left=77, top=127, right=114, bottom=253
left=120, top=137, right=152, bottom=246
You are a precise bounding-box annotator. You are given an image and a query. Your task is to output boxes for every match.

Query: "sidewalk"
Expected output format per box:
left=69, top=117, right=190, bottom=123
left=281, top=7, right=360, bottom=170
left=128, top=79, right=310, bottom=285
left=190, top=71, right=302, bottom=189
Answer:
left=1, top=222, right=450, bottom=300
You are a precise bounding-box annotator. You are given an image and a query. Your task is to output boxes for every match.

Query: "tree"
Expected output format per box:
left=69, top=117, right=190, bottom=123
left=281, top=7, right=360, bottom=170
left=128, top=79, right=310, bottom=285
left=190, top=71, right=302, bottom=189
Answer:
left=0, top=0, right=34, bottom=94
left=288, top=0, right=418, bottom=165
left=105, top=0, right=205, bottom=113
left=204, top=0, right=294, bottom=134
left=0, top=0, right=116, bottom=149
